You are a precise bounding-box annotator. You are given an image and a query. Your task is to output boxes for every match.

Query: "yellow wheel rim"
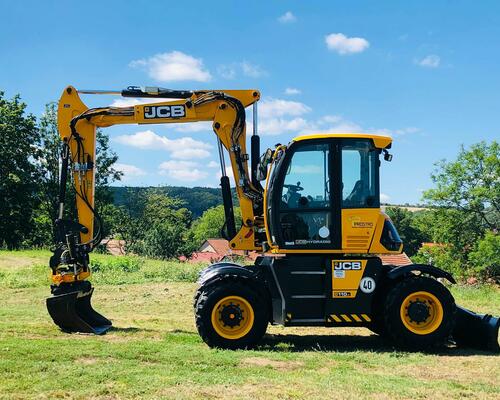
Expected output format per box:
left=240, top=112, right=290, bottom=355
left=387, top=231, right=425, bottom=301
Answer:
left=211, top=295, right=255, bottom=340
left=400, top=291, right=444, bottom=335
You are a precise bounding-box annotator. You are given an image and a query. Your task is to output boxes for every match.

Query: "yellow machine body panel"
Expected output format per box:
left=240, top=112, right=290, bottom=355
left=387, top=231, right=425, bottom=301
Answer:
left=331, top=259, right=369, bottom=298
left=341, top=208, right=380, bottom=252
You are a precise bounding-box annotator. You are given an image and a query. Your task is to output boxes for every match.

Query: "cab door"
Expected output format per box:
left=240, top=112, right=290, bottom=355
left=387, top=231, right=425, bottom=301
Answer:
left=340, top=139, right=381, bottom=252
left=270, top=140, right=342, bottom=250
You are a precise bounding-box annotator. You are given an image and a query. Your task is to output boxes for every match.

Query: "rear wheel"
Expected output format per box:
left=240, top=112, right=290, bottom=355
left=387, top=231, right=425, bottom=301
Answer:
left=384, top=276, right=456, bottom=350
left=195, top=282, right=269, bottom=349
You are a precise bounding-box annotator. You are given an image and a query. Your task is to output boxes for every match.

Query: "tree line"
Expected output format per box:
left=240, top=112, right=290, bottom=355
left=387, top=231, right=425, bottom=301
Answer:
left=0, top=91, right=498, bottom=281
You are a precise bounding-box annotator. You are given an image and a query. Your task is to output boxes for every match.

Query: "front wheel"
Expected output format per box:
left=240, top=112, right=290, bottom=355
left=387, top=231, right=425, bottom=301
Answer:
left=384, top=276, right=456, bottom=350
left=194, top=282, right=269, bottom=349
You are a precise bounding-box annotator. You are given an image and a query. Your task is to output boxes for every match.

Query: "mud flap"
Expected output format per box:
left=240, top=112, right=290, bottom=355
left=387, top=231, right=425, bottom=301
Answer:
left=46, top=281, right=112, bottom=335
left=453, top=306, right=499, bottom=352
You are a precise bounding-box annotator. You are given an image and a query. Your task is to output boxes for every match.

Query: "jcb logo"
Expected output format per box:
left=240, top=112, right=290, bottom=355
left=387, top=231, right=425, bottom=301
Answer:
left=144, top=105, right=186, bottom=119
left=334, top=261, right=362, bottom=270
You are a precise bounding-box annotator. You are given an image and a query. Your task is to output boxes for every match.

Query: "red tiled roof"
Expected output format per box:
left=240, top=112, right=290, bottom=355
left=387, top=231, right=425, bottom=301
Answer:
left=203, top=238, right=246, bottom=256
left=378, top=253, right=412, bottom=266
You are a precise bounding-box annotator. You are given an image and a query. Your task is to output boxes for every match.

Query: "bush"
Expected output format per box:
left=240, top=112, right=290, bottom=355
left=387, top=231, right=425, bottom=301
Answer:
left=91, top=256, right=143, bottom=273
left=412, top=245, right=464, bottom=279
left=468, top=231, right=500, bottom=280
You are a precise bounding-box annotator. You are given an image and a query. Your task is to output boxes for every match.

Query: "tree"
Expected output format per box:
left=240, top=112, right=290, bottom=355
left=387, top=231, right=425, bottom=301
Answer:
left=191, top=205, right=242, bottom=246
left=0, top=92, right=40, bottom=249
left=385, top=207, right=429, bottom=256
left=419, top=141, right=499, bottom=279
left=109, top=189, right=196, bottom=259
left=30, top=102, right=123, bottom=247
left=424, top=141, right=499, bottom=233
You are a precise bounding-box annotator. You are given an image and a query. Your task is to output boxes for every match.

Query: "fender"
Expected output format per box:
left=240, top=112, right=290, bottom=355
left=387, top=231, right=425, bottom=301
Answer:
left=198, top=262, right=262, bottom=288
left=386, top=263, right=456, bottom=284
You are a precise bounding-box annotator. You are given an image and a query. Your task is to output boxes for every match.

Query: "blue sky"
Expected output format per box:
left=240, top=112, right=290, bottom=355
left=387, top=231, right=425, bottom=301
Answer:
left=1, top=1, right=499, bottom=204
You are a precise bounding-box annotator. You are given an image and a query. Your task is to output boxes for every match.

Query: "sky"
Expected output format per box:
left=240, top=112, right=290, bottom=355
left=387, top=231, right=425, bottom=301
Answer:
left=1, top=1, right=499, bottom=204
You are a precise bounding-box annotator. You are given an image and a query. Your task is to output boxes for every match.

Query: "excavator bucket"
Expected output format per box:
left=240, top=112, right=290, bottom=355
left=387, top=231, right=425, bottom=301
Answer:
left=453, top=306, right=500, bottom=352
left=46, top=282, right=112, bottom=335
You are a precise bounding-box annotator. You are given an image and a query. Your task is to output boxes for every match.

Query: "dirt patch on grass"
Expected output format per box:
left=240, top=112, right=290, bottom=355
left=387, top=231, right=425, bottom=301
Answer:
left=75, top=357, right=99, bottom=365
left=402, top=356, right=500, bottom=385
left=241, top=356, right=304, bottom=371
left=158, top=382, right=299, bottom=400
left=0, top=255, right=42, bottom=270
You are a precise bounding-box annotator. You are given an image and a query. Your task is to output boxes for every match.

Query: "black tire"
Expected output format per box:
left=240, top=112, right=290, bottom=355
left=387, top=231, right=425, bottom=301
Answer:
left=368, top=315, right=386, bottom=337
left=384, top=276, right=456, bottom=351
left=368, top=277, right=399, bottom=337
left=194, top=281, right=269, bottom=349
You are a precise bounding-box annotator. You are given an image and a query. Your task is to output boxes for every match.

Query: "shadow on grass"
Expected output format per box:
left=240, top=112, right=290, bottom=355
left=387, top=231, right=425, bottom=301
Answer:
left=146, top=328, right=497, bottom=356
left=256, top=333, right=497, bottom=356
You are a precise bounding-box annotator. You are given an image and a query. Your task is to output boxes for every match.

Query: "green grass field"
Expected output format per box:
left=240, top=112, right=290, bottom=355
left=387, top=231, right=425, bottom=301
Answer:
left=0, top=250, right=499, bottom=399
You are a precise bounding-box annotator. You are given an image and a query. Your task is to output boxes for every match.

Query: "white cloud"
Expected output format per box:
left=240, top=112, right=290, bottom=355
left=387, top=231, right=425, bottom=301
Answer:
left=217, top=61, right=268, bottom=79
left=172, top=121, right=213, bottom=133
left=207, top=160, right=219, bottom=168
left=241, top=61, right=267, bottom=78
left=278, top=11, right=296, bottom=23
left=304, top=114, right=362, bottom=134
left=260, top=117, right=309, bottom=135
left=158, top=160, right=209, bottom=182
left=114, top=163, right=146, bottom=180
left=416, top=54, right=440, bottom=68
left=114, top=130, right=211, bottom=159
left=217, top=64, right=236, bottom=79
left=171, top=148, right=213, bottom=159
left=325, top=33, right=370, bottom=55
left=259, top=98, right=311, bottom=118
left=284, top=87, right=301, bottom=95
left=129, top=51, right=212, bottom=82
left=380, top=193, right=391, bottom=203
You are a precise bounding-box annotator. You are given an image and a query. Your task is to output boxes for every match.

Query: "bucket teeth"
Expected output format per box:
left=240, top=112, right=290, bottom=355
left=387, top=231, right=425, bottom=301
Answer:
left=46, top=282, right=112, bottom=335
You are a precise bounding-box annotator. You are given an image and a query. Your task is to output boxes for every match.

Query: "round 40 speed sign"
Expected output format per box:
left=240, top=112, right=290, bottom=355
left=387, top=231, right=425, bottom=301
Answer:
left=359, top=277, right=376, bottom=294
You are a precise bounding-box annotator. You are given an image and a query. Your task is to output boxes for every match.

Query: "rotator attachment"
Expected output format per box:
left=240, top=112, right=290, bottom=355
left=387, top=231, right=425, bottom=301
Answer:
left=453, top=306, right=500, bottom=352
left=47, top=281, right=112, bottom=335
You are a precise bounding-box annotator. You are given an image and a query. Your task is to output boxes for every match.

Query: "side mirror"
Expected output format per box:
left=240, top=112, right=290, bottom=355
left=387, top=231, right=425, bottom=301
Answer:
left=256, top=148, right=273, bottom=181
left=383, top=149, right=393, bottom=162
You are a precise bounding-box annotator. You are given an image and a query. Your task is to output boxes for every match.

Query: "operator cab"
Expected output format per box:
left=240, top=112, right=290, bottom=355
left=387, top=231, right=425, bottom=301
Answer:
left=264, top=134, right=401, bottom=253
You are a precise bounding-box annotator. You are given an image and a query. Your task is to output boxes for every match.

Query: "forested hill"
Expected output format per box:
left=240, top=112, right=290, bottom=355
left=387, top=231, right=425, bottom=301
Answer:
left=110, top=186, right=238, bottom=218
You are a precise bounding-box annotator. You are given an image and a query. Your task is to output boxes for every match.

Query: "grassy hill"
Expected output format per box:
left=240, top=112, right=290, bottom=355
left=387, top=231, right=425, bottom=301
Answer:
left=110, top=186, right=239, bottom=218
left=0, top=250, right=499, bottom=399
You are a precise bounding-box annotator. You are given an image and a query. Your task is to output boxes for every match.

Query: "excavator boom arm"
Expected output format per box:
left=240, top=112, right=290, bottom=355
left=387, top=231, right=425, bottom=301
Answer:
left=56, top=86, right=262, bottom=267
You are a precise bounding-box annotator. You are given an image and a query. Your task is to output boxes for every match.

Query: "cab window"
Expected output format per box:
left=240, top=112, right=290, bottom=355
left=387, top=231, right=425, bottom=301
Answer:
left=342, top=140, right=379, bottom=208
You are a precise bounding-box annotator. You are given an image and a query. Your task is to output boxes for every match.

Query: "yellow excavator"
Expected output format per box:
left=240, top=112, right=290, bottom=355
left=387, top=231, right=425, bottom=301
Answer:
left=47, top=85, right=499, bottom=351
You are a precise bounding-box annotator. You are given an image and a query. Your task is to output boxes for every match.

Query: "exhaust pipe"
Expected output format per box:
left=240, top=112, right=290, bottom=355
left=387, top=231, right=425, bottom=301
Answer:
left=46, top=281, right=112, bottom=335
left=453, top=306, right=499, bottom=352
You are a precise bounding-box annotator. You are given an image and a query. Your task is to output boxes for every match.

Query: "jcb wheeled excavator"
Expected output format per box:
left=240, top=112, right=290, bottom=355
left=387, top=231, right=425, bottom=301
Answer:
left=47, top=85, right=499, bottom=352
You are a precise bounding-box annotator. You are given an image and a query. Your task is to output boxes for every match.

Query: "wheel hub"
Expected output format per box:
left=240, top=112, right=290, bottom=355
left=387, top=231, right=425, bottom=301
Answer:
left=219, top=303, right=244, bottom=328
left=407, top=300, right=431, bottom=324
